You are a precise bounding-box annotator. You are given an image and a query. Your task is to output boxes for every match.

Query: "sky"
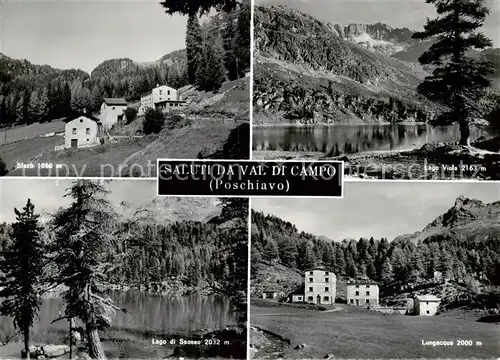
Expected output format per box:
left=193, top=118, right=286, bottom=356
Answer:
left=252, top=182, right=500, bottom=242
left=256, top=0, right=500, bottom=48
left=0, top=0, right=189, bottom=73
left=0, top=178, right=159, bottom=223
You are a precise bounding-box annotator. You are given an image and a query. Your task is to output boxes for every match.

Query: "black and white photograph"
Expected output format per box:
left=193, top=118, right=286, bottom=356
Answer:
left=250, top=182, right=500, bottom=359
left=0, top=179, right=248, bottom=359
left=252, top=0, right=500, bottom=180
left=0, top=0, right=250, bottom=177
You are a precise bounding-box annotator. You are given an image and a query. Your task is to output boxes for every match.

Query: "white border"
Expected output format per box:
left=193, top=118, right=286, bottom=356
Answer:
left=246, top=196, right=252, bottom=360
left=156, top=158, right=345, bottom=198
left=249, top=0, right=254, bottom=161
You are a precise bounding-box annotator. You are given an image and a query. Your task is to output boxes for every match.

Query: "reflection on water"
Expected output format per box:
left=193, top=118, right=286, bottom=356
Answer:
left=0, top=292, right=237, bottom=358
left=253, top=124, right=486, bottom=155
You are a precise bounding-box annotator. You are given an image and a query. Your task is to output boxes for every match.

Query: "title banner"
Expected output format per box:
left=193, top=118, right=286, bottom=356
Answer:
left=157, top=160, right=343, bottom=197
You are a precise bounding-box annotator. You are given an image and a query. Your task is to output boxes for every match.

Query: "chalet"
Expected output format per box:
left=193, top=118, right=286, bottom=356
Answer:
left=100, top=98, right=127, bottom=129
left=62, top=112, right=103, bottom=149
left=138, top=84, right=186, bottom=115
left=346, top=279, right=379, bottom=307
left=413, top=295, right=441, bottom=316
left=261, top=290, right=279, bottom=300
left=304, top=267, right=336, bottom=305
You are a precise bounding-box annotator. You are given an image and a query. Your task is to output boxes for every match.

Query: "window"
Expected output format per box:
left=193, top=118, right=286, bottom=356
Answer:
left=426, top=310, right=429, bottom=314
left=325, top=287, right=329, bottom=292
left=350, top=299, right=354, bottom=304
left=426, top=302, right=429, bottom=305
left=366, top=299, right=370, bottom=304
left=308, top=287, right=313, bottom=292
left=159, top=90, right=162, bottom=94
left=325, top=271, right=329, bottom=275
left=366, top=291, right=370, bottom=296
left=307, top=296, right=313, bottom=302
left=355, top=291, right=359, bottom=296
left=366, top=285, right=370, bottom=288
left=168, top=90, right=171, bottom=95
left=325, top=277, right=329, bottom=283
left=72, top=128, right=76, bottom=134
left=355, top=285, right=359, bottom=288
left=112, top=106, right=115, bottom=110
left=86, top=139, right=89, bottom=142
left=80, top=119, right=83, bottom=123
left=309, top=271, right=313, bottom=275
left=309, top=278, right=313, bottom=283
left=86, top=128, right=90, bottom=135
left=323, top=296, right=329, bottom=302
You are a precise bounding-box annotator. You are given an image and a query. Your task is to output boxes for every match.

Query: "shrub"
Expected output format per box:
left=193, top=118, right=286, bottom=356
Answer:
left=143, top=108, right=165, bottom=135
left=124, top=107, right=138, bottom=124
left=0, top=156, right=7, bottom=176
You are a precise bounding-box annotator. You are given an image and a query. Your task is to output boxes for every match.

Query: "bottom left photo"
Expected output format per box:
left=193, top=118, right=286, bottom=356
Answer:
left=0, top=179, right=248, bottom=360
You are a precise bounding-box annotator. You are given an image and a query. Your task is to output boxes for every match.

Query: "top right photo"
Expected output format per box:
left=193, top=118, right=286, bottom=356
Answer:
left=252, top=0, right=500, bottom=181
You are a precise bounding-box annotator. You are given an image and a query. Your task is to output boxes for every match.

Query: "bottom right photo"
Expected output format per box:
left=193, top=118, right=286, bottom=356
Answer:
left=249, top=181, right=500, bottom=359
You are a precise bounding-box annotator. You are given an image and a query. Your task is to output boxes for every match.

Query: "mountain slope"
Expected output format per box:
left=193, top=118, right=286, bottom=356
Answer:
left=394, top=196, right=500, bottom=244
left=253, top=5, right=440, bottom=124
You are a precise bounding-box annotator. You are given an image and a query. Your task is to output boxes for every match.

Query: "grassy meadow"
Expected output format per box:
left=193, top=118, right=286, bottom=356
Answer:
left=251, top=299, right=500, bottom=359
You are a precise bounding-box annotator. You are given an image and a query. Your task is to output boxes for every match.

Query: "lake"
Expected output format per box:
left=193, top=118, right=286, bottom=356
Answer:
left=0, top=292, right=239, bottom=359
left=252, top=124, right=486, bottom=155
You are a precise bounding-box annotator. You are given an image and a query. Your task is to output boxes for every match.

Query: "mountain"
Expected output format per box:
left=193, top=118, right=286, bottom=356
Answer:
left=330, top=23, right=415, bottom=56
left=116, top=197, right=221, bottom=224
left=253, top=5, right=439, bottom=124
left=253, top=5, right=500, bottom=124
left=394, top=196, right=500, bottom=244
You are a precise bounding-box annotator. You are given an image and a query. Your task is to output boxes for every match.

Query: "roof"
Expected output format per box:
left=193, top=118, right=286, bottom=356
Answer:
left=415, top=295, right=440, bottom=302
left=305, top=266, right=335, bottom=273
left=63, top=112, right=101, bottom=124
left=103, top=98, right=127, bottom=106
left=155, top=99, right=187, bottom=105
left=289, top=285, right=305, bottom=296
left=347, top=279, right=379, bottom=286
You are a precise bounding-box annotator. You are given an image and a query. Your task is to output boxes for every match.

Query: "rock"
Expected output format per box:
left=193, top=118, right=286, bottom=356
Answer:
left=324, top=354, right=335, bottom=359
left=37, top=356, right=45, bottom=360
left=294, top=343, right=307, bottom=350
left=42, top=345, right=70, bottom=357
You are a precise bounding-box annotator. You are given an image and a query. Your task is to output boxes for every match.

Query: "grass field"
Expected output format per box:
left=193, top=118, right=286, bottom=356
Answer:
left=251, top=299, right=500, bottom=359
left=0, top=121, right=65, bottom=146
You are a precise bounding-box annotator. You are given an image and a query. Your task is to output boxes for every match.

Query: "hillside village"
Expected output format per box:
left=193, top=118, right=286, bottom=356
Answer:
left=54, top=84, right=188, bottom=151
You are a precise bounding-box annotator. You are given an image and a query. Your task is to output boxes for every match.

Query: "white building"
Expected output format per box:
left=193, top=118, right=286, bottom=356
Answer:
left=413, top=295, right=441, bottom=316
left=304, top=267, right=336, bottom=305
left=100, top=98, right=128, bottom=129
left=346, top=279, right=379, bottom=306
left=62, top=113, right=102, bottom=149
left=138, top=84, right=185, bottom=115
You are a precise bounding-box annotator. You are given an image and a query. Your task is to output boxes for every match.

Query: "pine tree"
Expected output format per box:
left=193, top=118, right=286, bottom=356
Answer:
left=15, top=97, right=25, bottom=124
left=0, top=199, right=45, bottom=360
left=51, top=180, right=124, bottom=360
left=195, top=30, right=226, bottom=91
left=159, top=0, right=239, bottom=16
left=380, top=258, right=393, bottom=283
left=412, top=0, right=494, bottom=146
left=235, top=3, right=251, bottom=77
left=186, top=14, right=204, bottom=85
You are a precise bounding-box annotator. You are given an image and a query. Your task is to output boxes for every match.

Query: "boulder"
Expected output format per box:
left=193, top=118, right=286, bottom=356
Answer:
left=42, top=345, right=70, bottom=357
left=294, top=343, right=306, bottom=350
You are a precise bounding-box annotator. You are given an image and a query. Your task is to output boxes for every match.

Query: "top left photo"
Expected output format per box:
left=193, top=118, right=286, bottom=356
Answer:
left=0, top=0, right=251, bottom=178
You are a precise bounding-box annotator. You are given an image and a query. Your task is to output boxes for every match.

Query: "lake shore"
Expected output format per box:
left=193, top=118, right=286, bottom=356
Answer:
left=253, top=141, right=500, bottom=180
left=250, top=299, right=499, bottom=359
left=252, top=121, right=427, bottom=127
